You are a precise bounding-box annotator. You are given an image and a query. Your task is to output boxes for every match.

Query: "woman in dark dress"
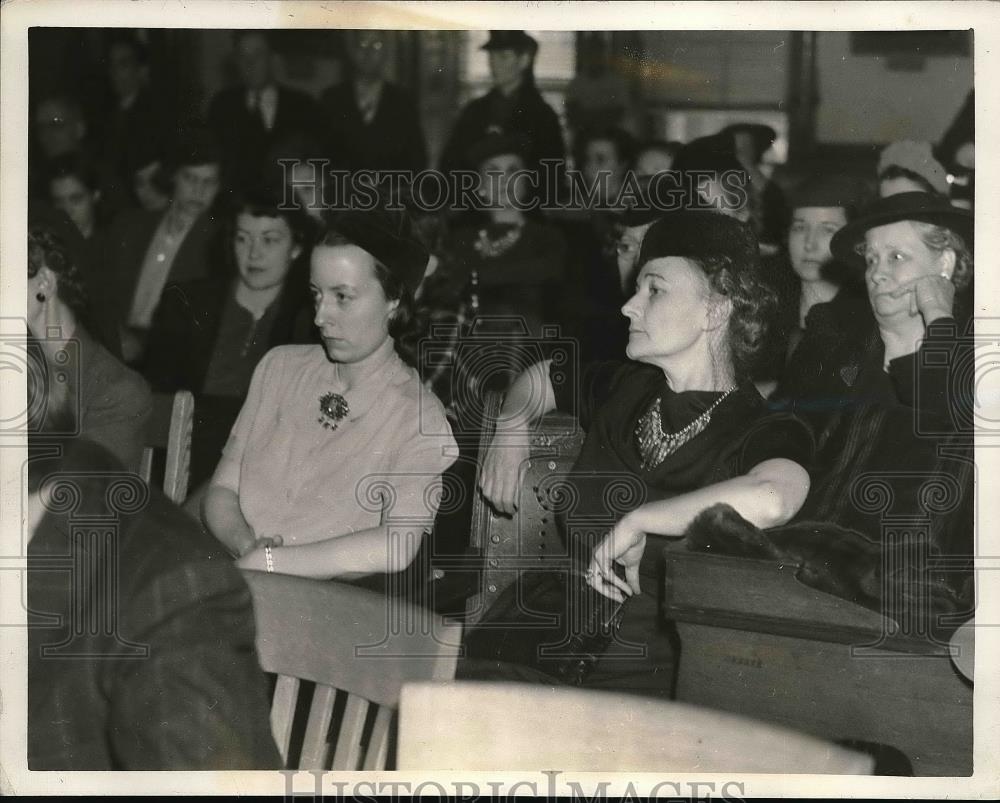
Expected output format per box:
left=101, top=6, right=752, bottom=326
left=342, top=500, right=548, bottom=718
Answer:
left=759, top=174, right=869, bottom=399
left=142, top=185, right=314, bottom=488
left=463, top=211, right=814, bottom=698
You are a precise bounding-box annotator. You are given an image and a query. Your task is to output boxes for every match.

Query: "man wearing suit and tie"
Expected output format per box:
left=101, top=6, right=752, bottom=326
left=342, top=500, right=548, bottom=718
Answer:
left=320, top=29, right=427, bottom=174
left=104, top=129, right=224, bottom=365
left=207, top=30, right=322, bottom=193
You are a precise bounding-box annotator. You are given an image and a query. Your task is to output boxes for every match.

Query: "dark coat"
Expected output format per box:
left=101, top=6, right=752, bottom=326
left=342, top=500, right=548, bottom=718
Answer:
left=440, top=82, right=565, bottom=204
left=103, top=207, right=221, bottom=326
left=207, top=84, right=323, bottom=190
left=321, top=80, right=427, bottom=173
left=28, top=439, right=281, bottom=770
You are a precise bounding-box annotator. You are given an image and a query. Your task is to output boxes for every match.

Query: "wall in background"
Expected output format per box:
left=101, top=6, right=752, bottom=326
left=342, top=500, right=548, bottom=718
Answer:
left=636, top=30, right=789, bottom=108
left=814, top=31, right=972, bottom=145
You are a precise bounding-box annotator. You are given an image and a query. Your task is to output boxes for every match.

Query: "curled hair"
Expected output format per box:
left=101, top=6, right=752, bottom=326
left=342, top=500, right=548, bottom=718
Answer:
left=28, top=227, right=89, bottom=317
left=911, top=221, right=974, bottom=291
left=693, top=253, right=777, bottom=380
left=316, top=232, right=419, bottom=361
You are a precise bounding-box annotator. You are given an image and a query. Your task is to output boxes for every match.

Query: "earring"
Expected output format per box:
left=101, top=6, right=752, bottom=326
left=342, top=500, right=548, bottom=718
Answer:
left=35, top=292, right=46, bottom=303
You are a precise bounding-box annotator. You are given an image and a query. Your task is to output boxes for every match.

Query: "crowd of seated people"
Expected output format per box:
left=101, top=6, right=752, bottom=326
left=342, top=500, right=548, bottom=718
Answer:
left=24, top=27, right=976, bottom=770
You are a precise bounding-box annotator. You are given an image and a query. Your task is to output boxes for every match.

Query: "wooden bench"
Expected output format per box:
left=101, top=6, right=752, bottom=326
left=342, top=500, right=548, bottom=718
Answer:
left=663, top=550, right=973, bottom=776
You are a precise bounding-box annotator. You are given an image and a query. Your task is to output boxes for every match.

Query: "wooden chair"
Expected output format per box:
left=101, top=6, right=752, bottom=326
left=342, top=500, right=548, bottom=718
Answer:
left=397, top=680, right=875, bottom=773
left=243, top=570, right=462, bottom=770
left=465, top=391, right=586, bottom=625
left=663, top=550, right=974, bottom=775
left=139, top=390, right=194, bottom=505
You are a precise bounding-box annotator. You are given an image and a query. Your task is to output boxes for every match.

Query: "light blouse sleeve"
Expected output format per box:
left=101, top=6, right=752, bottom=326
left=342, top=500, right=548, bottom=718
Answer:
left=375, top=396, right=458, bottom=530
left=209, top=349, right=278, bottom=493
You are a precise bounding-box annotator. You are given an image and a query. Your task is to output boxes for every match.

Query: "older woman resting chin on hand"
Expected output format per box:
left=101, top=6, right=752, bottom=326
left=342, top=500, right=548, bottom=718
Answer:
left=465, top=211, right=814, bottom=697
left=202, top=208, right=457, bottom=580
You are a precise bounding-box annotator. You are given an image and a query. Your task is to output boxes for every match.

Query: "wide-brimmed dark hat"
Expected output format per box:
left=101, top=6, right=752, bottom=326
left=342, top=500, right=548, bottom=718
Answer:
left=829, top=191, right=973, bottom=269
left=327, top=206, right=429, bottom=293
left=466, top=131, right=530, bottom=167
left=638, top=209, right=760, bottom=270
left=481, top=30, right=537, bottom=54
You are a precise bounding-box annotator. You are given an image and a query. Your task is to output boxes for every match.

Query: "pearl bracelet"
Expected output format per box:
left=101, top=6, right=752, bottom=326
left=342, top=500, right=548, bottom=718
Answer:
left=264, top=545, right=274, bottom=574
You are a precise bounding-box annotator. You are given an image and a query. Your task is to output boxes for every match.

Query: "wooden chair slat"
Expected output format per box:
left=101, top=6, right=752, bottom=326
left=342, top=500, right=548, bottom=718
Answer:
left=330, top=692, right=368, bottom=771
left=245, top=572, right=461, bottom=770
left=299, top=683, right=338, bottom=770
left=269, top=674, right=299, bottom=766
left=362, top=705, right=393, bottom=771
left=140, top=390, right=194, bottom=505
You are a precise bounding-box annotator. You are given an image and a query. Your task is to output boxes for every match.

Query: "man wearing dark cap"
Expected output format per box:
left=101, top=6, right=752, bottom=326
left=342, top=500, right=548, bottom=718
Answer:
left=440, top=31, right=565, bottom=209
left=104, top=128, right=224, bottom=364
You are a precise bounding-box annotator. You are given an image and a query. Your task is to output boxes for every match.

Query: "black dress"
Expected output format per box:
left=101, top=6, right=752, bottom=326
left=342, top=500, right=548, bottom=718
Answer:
left=460, top=359, right=814, bottom=697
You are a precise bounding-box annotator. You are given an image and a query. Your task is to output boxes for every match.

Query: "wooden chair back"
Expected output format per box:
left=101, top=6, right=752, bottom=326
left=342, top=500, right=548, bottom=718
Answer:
left=139, top=390, right=194, bottom=504
left=244, top=571, right=462, bottom=770
left=397, top=680, right=875, bottom=773
left=466, top=391, right=586, bottom=625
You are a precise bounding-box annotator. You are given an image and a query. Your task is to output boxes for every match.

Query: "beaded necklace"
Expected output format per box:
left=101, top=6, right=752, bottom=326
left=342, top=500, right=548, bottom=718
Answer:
left=634, top=386, right=737, bottom=471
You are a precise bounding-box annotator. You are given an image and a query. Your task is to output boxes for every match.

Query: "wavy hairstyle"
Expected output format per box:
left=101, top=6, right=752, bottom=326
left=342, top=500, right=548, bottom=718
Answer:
left=28, top=227, right=89, bottom=318
left=694, top=253, right=777, bottom=380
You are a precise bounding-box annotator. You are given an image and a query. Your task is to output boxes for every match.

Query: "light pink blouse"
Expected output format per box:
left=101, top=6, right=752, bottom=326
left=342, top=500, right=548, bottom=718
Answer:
left=212, top=343, right=457, bottom=544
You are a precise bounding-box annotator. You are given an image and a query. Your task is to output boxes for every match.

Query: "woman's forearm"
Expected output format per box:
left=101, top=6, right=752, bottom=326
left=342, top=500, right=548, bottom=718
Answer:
left=265, top=524, right=426, bottom=580
left=496, top=359, right=556, bottom=436
left=625, top=459, right=810, bottom=536
left=202, top=485, right=256, bottom=557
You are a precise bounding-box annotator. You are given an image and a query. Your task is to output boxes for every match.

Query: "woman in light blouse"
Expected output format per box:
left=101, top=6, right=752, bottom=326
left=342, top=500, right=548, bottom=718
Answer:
left=203, top=208, right=457, bottom=579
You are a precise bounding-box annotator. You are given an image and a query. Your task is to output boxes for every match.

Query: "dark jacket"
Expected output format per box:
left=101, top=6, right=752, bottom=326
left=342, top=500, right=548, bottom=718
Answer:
left=440, top=82, right=565, bottom=203
left=207, top=84, right=323, bottom=190
left=28, top=438, right=281, bottom=770
left=103, top=207, right=221, bottom=327
left=321, top=80, right=426, bottom=173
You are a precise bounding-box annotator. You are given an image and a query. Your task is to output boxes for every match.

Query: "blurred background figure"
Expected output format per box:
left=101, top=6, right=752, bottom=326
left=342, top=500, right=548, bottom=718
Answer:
left=634, top=138, right=682, bottom=179
left=720, top=123, right=789, bottom=254
left=573, top=126, right=636, bottom=212
left=321, top=29, right=427, bottom=174
left=105, top=128, right=224, bottom=365
left=876, top=140, right=949, bottom=198
left=564, top=32, right=631, bottom=135
left=207, top=30, right=322, bottom=192
left=98, top=32, right=166, bottom=214
left=441, top=30, right=565, bottom=210
left=46, top=152, right=106, bottom=243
